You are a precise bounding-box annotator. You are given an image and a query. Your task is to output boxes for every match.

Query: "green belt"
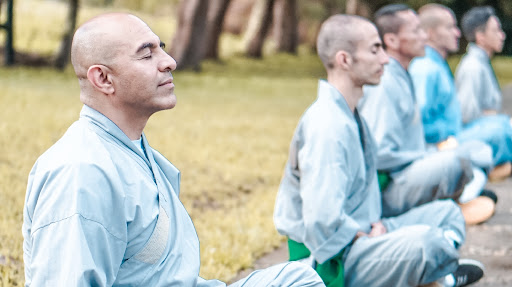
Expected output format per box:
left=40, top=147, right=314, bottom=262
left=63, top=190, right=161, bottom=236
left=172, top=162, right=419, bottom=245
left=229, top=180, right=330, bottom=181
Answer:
left=288, top=239, right=345, bottom=287
left=377, top=171, right=391, bottom=191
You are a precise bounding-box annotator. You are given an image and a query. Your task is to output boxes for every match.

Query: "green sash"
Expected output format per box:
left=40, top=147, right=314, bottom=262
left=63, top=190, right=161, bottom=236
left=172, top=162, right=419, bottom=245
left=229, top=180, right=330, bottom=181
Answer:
left=377, top=171, right=391, bottom=192
left=288, top=239, right=345, bottom=287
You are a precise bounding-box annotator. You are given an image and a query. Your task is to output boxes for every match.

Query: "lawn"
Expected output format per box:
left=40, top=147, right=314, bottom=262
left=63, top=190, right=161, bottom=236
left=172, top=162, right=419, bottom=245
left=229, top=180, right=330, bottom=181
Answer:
left=2, top=0, right=512, bottom=285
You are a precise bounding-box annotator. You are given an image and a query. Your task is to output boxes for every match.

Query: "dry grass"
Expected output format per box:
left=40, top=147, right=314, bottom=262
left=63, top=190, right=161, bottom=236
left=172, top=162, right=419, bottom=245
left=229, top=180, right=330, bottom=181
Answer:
left=2, top=0, right=512, bottom=285
left=0, top=52, right=325, bottom=284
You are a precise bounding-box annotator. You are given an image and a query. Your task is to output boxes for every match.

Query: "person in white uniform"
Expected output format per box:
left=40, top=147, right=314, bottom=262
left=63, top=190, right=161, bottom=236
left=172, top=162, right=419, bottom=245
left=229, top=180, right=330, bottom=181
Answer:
left=274, top=13, right=484, bottom=287
left=22, top=13, right=324, bottom=287
left=455, top=6, right=512, bottom=178
left=456, top=6, right=506, bottom=123
left=359, top=4, right=496, bottom=222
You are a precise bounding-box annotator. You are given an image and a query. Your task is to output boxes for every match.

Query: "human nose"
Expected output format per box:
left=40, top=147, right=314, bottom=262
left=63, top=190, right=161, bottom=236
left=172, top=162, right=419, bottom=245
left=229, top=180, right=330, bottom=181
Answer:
left=455, top=27, right=461, bottom=38
left=159, top=51, right=177, bottom=72
left=380, top=48, right=389, bottom=65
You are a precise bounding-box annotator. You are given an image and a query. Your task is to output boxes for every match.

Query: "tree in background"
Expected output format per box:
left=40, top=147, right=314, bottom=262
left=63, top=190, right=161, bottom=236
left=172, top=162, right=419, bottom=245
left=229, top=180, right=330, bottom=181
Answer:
left=170, top=0, right=209, bottom=71
left=273, top=0, right=298, bottom=54
left=54, top=0, right=79, bottom=70
left=245, top=0, right=275, bottom=58
left=204, top=0, right=232, bottom=60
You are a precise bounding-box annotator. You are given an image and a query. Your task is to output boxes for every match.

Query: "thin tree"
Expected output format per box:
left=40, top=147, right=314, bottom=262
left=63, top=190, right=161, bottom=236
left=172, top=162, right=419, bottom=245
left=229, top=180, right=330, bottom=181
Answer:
left=273, top=0, right=298, bottom=54
left=204, top=0, right=232, bottom=60
left=245, top=0, right=275, bottom=58
left=346, top=0, right=358, bottom=15
left=54, top=0, right=79, bottom=70
left=170, top=0, right=209, bottom=71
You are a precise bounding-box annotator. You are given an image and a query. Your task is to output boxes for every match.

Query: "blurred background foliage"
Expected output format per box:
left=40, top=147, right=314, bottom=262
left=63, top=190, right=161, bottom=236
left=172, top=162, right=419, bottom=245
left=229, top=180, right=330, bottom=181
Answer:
left=1, top=0, right=511, bottom=69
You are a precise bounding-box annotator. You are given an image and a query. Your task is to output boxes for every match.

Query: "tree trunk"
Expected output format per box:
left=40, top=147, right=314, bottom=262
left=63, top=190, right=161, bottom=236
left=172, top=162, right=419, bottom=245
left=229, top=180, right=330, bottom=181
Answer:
left=273, top=0, right=298, bottom=54
left=170, top=0, right=209, bottom=71
left=203, top=0, right=231, bottom=60
left=54, top=0, right=79, bottom=70
left=346, top=0, right=358, bottom=15
left=245, top=0, right=275, bottom=58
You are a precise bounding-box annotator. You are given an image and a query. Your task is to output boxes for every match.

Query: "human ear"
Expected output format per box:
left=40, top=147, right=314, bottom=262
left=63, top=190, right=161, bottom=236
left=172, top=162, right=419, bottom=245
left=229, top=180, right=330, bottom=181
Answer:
left=474, top=30, right=485, bottom=45
left=335, top=50, right=352, bottom=70
left=383, top=33, right=398, bottom=51
left=87, top=65, right=115, bottom=95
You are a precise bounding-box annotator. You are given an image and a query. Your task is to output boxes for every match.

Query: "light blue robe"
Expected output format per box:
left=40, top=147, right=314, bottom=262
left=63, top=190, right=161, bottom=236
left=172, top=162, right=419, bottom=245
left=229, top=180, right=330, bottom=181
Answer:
left=274, top=80, right=465, bottom=286
left=410, top=46, right=512, bottom=165
left=360, top=58, right=475, bottom=216
left=23, top=105, right=324, bottom=287
left=360, top=58, right=426, bottom=171
left=456, top=43, right=502, bottom=123
left=409, top=46, right=462, bottom=144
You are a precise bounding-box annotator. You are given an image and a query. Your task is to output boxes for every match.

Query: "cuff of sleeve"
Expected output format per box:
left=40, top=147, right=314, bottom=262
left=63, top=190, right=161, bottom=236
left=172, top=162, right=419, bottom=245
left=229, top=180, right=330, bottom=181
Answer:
left=310, top=217, right=359, bottom=264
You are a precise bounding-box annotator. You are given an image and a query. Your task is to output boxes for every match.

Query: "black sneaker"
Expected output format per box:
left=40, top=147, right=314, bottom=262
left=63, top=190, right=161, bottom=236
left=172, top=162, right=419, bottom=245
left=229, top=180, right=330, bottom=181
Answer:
left=453, top=259, right=484, bottom=286
left=480, top=189, right=498, bottom=204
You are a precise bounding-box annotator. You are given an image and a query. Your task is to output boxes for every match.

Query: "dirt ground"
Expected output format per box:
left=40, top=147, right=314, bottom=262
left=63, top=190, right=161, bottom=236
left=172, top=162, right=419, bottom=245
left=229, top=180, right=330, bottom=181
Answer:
left=232, top=85, right=512, bottom=286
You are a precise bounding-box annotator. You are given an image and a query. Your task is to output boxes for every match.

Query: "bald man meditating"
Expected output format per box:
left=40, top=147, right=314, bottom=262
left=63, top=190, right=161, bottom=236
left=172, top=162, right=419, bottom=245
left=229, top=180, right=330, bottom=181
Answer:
left=22, top=13, right=324, bottom=287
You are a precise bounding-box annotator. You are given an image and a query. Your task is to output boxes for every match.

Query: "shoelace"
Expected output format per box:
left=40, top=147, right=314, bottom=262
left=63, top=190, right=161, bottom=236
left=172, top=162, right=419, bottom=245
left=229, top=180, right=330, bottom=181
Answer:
left=456, top=275, right=467, bottom=286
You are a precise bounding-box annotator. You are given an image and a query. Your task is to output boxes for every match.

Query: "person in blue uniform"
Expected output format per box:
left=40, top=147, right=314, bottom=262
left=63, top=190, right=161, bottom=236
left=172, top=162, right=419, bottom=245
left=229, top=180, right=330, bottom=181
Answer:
left=409, top=4, right=512, bottom=179
left=22, top=13, right=324, bottom=287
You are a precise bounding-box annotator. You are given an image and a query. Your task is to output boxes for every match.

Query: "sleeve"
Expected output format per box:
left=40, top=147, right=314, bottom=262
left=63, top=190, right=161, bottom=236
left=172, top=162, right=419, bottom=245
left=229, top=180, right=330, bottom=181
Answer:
left=298, top=121, right=360, bottom=264
left=26, top=163, right=127, bottom=287
left=456, top=64, right=483, bottom=123
left=412, top=67, right=448, bottom=143
left=361, top=85, right=416, bottom=170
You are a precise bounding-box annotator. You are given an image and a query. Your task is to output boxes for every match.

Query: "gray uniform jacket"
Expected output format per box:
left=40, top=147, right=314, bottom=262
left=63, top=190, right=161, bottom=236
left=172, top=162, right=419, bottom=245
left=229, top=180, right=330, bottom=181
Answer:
left=360, top=58, right=426, bottom=172
left=274, top=80, right=382, bottom=264
left=455, top=43, right=502, bottom=123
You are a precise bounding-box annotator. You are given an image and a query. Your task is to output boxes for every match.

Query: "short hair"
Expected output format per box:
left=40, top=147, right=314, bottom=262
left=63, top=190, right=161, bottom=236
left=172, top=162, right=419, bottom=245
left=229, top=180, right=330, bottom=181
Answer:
left=461, top=6, right=496, bottom=42
left=316, top=14, right=371, bottom=70
left=374, top=4, right=412, bottom=49
left=418, top=3, right=456, bottom=30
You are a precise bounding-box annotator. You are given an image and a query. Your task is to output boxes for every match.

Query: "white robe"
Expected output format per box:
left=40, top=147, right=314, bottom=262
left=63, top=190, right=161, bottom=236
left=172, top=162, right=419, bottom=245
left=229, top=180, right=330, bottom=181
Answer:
left=456, top=43, right=502, bottom=123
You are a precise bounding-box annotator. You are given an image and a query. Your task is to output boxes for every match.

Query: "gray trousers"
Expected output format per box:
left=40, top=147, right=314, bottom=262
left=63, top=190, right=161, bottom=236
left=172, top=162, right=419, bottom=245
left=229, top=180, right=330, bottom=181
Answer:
left=229, top=261, right=325, bottom=287
left=344, top=200, right=465, bottom=287
left=383, top=149, right=473, bottom=217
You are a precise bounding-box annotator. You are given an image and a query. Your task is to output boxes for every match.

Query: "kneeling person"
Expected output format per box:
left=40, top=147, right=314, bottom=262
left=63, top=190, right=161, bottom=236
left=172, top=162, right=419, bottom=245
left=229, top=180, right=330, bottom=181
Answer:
left=274, top=14, right=484, bottom=287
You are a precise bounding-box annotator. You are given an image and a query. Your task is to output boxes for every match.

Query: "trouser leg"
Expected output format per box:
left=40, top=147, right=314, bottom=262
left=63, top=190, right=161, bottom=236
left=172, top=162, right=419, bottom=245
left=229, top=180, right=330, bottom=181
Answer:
left=344, top=201, right=464, bottom=287
left=229, top=262, right=325, bottom=287
left=383, top=151, right=472, bottom=217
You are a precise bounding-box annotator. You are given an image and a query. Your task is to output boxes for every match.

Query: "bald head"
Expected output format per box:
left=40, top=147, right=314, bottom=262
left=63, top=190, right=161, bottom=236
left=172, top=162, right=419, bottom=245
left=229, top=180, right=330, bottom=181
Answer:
left=71, top=13, right=148, bottom=80
left=317, top=14, right=375, bottom=70
left=418, top=3, right=455, bottom=30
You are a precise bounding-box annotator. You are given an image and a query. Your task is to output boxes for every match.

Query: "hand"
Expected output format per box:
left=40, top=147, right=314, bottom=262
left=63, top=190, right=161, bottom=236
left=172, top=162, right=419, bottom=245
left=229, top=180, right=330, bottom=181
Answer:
left=368, top=221, right=387, bottom=238
left=483, top=109, right=498, bottom=116
left=352, top=231, right=368, bottom=243
left=437, top=136, right=458, bottom=151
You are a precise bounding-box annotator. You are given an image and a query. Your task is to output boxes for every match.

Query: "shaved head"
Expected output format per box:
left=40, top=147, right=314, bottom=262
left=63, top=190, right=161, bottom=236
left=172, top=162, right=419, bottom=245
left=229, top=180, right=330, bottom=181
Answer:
left=317, top=14, right=374, bottom=70
left=418, top=3, right=455, bottom=30
left=71, top=13, right=148, bottom=80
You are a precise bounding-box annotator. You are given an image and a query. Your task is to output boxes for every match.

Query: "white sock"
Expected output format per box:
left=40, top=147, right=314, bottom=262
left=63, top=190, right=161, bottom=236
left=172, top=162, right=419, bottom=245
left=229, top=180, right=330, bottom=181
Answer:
left=459, top=167, right=487, bottom=203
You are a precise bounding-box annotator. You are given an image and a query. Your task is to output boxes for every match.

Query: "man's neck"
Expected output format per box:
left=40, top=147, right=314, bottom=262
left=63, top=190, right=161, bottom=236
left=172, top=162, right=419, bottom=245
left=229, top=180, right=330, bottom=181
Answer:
left=385, top=50, right=411, bottom=70
left=88, top=101, right=147, bottom=140
left=327, top=75, right=362, bottom=113
left=427, top=42, right=448, bottom=59
left=476, top=42, right=494, bottom=58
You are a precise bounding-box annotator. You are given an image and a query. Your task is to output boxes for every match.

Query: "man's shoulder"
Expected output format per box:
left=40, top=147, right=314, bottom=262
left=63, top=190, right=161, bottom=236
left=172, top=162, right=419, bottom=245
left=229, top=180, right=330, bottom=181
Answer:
left=36, top=120, right=114, bottom=170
